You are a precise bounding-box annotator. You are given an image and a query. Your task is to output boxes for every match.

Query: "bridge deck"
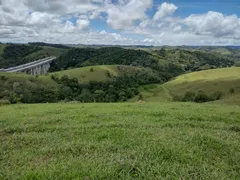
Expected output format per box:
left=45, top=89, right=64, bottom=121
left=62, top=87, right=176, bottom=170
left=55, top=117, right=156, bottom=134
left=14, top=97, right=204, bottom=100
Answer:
left=1, top=57, right=56, bottom=73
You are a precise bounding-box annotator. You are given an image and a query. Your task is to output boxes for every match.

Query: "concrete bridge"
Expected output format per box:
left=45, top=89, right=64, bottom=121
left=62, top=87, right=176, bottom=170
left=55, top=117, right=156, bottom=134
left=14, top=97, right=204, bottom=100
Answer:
left=0, top=57, right=56, bottom=75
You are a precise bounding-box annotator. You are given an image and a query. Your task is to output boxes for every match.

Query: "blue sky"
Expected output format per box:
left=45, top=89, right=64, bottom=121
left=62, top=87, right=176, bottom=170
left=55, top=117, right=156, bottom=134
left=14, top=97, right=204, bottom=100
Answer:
left=160, top=0, right=240, bottom=15
left=0, top=0, right=240, bottom=45
left=89, top=0, right=240, bottom=33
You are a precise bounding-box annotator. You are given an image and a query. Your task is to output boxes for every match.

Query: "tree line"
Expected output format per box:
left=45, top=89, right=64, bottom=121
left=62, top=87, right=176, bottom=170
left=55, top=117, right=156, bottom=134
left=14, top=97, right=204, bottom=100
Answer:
left=0, top=67, right=164, bottom=104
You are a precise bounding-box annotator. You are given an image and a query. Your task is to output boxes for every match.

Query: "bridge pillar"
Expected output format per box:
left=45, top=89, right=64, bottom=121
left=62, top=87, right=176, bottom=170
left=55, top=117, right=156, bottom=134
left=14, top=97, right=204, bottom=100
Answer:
left=29, top=62, right=51, bottom=75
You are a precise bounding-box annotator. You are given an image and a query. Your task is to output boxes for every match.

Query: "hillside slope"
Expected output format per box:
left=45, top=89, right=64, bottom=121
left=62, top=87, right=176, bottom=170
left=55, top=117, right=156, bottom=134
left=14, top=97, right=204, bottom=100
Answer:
left=49, top=47, right=169, bottom=71
left=130, top=67, right=240, bottom=105
left=153, top=48, right=235, bottom=71
left=0, top=72, right=60, bottom=103
left=51, top=65, right=142, bottom=83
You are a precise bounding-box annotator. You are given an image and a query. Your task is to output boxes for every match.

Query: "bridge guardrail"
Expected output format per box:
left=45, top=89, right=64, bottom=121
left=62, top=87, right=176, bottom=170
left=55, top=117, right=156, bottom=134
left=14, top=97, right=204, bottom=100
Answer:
left=1, top=57, right=56, bottom=73
left=4, top=57, right=55, bottom=71
left=8, top=57, right=56, bottom=72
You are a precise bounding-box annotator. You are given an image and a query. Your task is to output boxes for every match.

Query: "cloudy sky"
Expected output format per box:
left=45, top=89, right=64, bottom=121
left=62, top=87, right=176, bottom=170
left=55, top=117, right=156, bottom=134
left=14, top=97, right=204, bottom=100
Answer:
left=0, top=0, right=240, bottom=45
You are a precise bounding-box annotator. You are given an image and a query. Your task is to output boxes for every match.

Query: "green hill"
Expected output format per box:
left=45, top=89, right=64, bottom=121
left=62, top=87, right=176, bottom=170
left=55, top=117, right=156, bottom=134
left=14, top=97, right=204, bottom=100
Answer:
left=51, top=65, right=142, bottom=83
left=153, top=48, right=234, bottom=71
left=0, top=72, right=60, bottom=103
left=49, top=47, right=168, bottom=72
left=130, top=67, right=240, bottom=105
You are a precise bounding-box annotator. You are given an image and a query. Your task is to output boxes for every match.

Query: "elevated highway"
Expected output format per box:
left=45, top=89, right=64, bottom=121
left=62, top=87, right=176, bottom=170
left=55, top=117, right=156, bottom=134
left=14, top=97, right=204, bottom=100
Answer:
left=0, top=57, right=56, bottom=75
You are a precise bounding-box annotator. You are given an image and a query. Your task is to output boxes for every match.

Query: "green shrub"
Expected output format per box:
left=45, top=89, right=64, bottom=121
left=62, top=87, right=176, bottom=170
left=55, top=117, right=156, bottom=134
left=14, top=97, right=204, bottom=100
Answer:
left=106, top=70, right=111, bottom=77
left=182, top=91, right=196, bottom=102
left=138, top=94, right=143, bottom=100
left=194, top=91, right=210, bottom=103
left=229, top=88, right=235, bottom=94
left=0, top=99, right=11, bottom=105
left=9, top=93, right=21, bottom=104
left=0, top=76, right=7, bottom=80
left=172, top=95, right=183, bottom=102
left=210, top=91, right=223, bottom=100
left=76, top=88, right=93, bottom=103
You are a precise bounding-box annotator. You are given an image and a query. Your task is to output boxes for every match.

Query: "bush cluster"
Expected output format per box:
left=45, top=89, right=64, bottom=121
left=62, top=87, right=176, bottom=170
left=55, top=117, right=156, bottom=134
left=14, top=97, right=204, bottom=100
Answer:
left=173, top=91, right=223, bottom=103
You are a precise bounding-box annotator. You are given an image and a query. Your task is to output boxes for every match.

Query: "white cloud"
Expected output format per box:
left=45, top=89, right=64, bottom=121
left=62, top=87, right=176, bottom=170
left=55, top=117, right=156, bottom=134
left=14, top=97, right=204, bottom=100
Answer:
left=0, top=28, right=14, bottom=35
left=26, top=12, right=58, bottom=28
left=24, top=0, right=99, bottom=14
left=106, top=0, right=152, bottom=30
left=153, top=2, right=178, bottom=21
left=0, top=0, right=240, bottom=45
left=77, top=19, right=90, bottom=30
left=60, top=21, right=76, bottom=33
left=185, top=11, right=240, bottom=37
left=90, top=11, right=103, bottom=20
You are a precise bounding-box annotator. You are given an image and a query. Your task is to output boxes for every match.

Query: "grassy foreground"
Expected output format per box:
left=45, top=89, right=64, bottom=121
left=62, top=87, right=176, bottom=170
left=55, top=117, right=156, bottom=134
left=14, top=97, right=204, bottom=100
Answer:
left=0, top=103, right=240, bottom=179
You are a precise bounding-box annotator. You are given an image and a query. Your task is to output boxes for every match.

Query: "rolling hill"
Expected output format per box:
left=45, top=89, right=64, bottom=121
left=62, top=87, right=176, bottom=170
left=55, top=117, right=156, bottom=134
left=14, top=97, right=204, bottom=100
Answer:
left=49, top=47, right=168, bottom=72
left=129, top=67, right=240, bottom=105
left=51, top=65, right=142, bottom=83
left=0, top=72, right=60, bottom=103
left=153, top=48, right=235, bottom=71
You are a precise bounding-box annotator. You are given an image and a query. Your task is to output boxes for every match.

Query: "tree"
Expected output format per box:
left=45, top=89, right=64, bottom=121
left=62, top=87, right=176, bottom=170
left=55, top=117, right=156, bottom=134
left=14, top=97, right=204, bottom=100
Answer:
left=9, top=93, right=21, bottom=104
left=182, top=91, right=196, bottom=102
left=119, top=91, right=127, bottom=102
left=210, top=91, right=223, bottom=100
left=13, top=82, right=23, bottom=94
left=76, top=88, right=93, bottom=102
left=229, top=88, right=235, bottom=94
left=94, top=90, right=105, bottom=102
left=194, top=91, right=210, bottom=103
left=59, top=86, right=73, bottom=100
left=106, top=70, right=111, bottom=77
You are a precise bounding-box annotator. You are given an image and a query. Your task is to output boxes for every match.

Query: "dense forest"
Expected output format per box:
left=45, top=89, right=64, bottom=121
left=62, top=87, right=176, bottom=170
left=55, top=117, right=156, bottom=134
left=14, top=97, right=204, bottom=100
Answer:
left=49, top=47, right=161, bottom=71
left=155, top=48, right=234, bottom=71
left=49, top=46, right=236, bottom=72
left=0, top=44, right=66, bottom=68
left=0, top=44, right=42, bottom=68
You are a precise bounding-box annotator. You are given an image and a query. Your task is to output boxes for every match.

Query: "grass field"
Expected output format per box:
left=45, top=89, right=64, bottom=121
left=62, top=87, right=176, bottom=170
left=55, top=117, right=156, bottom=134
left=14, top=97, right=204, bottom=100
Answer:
left=51, top=65, right=141, bottom=83
left=0, top=103, right=239, bottom=179
left=130, top=67, right=240, bottom=105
